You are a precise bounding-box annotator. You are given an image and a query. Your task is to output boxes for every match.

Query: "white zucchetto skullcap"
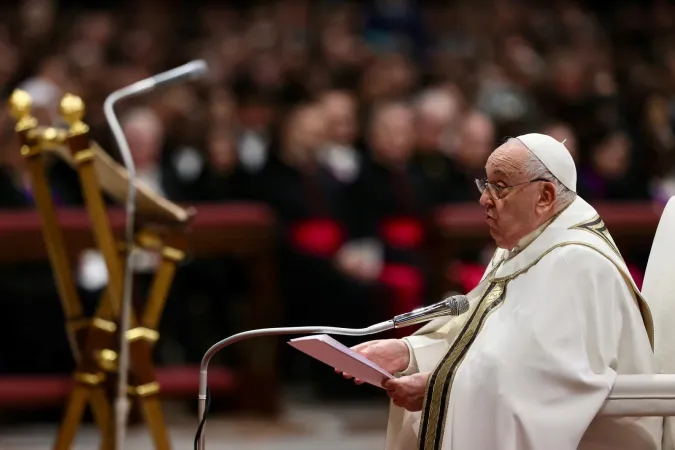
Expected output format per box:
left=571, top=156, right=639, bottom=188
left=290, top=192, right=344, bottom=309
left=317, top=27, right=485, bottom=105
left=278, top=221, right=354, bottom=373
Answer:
left=516, top=133, right=577, bottom=192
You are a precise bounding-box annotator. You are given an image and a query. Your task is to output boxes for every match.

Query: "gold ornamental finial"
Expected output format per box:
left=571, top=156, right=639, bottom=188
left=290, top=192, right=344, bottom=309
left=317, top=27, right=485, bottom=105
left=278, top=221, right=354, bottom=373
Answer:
left=8, top=89, right=38, bottom=131
left=40, top=127, right=67, bottom=147
left=59, top=93, right=89, bottom=136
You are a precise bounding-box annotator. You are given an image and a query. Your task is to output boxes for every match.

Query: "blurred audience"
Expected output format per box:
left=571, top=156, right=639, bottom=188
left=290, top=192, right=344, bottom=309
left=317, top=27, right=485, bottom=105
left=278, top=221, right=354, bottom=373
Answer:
left=0, top=0, right=673, bottom=397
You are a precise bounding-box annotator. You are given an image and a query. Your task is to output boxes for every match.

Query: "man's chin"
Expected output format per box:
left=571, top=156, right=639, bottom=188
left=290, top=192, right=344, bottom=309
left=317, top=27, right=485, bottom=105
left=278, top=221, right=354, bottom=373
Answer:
left=487, top=228, right=507, bottom=249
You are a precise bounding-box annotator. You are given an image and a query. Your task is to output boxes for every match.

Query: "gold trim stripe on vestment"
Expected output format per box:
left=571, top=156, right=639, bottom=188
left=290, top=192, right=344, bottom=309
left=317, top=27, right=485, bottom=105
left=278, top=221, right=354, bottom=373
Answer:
left=568, top=215, right=624, bottom=262
left=418, top=281, right=507, bottom=450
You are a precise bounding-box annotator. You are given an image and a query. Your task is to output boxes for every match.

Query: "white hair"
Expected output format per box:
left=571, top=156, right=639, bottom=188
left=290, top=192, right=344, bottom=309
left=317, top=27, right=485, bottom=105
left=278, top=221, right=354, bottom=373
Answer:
left=508, top=138, right=577, bottom=208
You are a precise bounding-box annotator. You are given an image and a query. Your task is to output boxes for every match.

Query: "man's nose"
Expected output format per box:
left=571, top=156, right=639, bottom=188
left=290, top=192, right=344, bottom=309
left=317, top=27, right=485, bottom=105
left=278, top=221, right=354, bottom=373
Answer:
left=479, top=189, right=493, bottom=207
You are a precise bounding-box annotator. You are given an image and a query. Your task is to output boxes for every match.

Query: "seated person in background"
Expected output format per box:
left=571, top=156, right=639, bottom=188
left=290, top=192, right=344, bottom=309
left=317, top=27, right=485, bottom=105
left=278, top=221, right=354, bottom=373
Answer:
left=432, top=110, right=496, bottom=203
left=317, top=89, right=363, bottom=185
left=252, top=103, right=380, bottom=393
left=121, top=107, right=171, bottom=197
left=197, top=129, right=251, bottom=201
left=439, top=111, right=502, bottom=292
left=167, top=128, right=251, bottom=202
left=411, top=87, right=465, bottom=207
left=346, top=101, right=432, bottom=336
left=252, top=102, right=378, bottom=327
left=577, top=129, right=651, bottom=201
left=154, top=127, right=253, bottom=367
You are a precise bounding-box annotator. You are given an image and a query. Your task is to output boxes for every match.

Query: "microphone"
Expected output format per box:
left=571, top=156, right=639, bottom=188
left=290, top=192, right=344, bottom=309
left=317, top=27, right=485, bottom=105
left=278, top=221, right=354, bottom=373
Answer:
left=392, top=294, right=469, bottom=328
left=194, top=293, right=469, bottom=449
left=102, top=59, right=208, bottom=450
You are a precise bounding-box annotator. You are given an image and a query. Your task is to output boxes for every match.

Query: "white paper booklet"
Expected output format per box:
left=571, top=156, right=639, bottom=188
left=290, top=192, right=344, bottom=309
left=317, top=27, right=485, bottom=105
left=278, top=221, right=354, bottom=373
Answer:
left=289, top=334, right=393, bottom=389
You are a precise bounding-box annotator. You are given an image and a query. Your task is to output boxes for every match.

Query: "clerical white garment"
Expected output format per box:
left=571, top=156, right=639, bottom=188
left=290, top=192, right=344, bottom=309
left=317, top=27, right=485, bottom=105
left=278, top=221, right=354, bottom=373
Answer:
left=385, top=197, right=662, bottom=450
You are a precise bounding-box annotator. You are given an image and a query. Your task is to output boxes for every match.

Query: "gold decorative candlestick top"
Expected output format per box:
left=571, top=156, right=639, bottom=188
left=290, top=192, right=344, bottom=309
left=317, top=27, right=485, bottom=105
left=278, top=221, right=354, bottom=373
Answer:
left=59, top=93, right=89, bottom=136
left=8, top=89, right=38, bottom=132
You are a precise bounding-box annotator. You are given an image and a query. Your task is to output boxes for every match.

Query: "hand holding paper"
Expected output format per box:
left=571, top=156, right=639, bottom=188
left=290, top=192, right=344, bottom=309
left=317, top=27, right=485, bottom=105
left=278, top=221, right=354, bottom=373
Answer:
left=340, top=339, right=411, bottom=383
left=289, top=335, right=402, bottom=388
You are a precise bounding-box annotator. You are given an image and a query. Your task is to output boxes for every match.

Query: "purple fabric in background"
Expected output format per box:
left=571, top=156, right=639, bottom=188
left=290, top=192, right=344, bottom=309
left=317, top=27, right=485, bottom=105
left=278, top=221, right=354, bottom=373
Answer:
left=578, top=167, right=607, bottom=199
left=20, top=186, right=63, bottom=206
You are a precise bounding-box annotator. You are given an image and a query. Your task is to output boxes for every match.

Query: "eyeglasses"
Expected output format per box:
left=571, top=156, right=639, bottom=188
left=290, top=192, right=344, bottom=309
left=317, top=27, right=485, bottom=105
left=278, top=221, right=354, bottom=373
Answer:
left=475, top=178, right=548, bottom=200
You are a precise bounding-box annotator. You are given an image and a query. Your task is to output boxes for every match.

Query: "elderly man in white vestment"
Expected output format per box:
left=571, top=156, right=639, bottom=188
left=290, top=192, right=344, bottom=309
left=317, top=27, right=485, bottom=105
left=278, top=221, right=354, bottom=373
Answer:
left=339, top=133, right=663, bottom=450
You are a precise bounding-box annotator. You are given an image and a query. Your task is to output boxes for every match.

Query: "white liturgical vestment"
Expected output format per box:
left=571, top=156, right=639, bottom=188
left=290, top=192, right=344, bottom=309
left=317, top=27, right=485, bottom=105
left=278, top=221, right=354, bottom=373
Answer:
left=385, top=197, right=662, bottom=450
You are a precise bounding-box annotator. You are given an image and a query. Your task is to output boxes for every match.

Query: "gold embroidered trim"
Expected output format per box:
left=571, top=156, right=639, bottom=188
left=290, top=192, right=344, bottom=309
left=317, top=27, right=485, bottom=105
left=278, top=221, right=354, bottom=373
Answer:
left=568, top=214, right=624, bottom=261
left=418, top=282, right=507, bottom=450
left=491, top=241, right=653, bottom=348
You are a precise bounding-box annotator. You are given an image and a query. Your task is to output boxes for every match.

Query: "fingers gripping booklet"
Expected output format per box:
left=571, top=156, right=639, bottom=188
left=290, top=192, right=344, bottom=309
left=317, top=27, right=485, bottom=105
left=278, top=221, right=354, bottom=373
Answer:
left=288, top=335, right=394, bottom=389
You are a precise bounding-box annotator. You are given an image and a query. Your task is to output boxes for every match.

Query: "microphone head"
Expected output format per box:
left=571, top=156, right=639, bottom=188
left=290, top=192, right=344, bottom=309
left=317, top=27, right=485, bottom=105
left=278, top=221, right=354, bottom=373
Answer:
left=185, top=59, right=208, bottom=79
left=448, top=295, right=470, bottom=316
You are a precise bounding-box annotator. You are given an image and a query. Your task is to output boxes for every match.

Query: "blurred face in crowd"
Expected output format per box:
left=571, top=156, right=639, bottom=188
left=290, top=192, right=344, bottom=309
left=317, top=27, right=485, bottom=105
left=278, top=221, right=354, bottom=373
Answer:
left=551, top=54, right=585, bottom=100
left=21, top=0, right=55, bottom=39
left=362, top=54, right=417, bottom=102
left=455, top=112, right=495, bottom=171
left=208, top=130, right=237, bottom=173
left=592, top=132, right=631, bottom=180
left=479, top=139, right=557, bottom=249
left=369, top=103, right=415, bottom=166
left=321, top=91, right=358, bottom=146
left=283, top=105, right=327, bottom=165
left=77, top=12, right=115, bottom=47
left=250, top=52, right=285, bottom=90
left=238, top=98, right=276, bottom=133
left=646, top=95, right=671, bottom=130
left=209, top=90, right=236, bottom=126
left=122, top=109, right=164, bottom=169
left=320, top=5, right=364, bottom=68
left=414, top=91, right=458, bottom=153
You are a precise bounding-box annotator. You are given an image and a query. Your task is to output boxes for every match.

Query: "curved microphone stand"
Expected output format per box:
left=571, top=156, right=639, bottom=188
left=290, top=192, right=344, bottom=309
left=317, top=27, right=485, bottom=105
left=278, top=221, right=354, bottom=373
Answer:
left=196, top=307, right=675, bottom=449
left=195, top=295, right=472, bottom=449
left=196, top=321, right=395, bottom=450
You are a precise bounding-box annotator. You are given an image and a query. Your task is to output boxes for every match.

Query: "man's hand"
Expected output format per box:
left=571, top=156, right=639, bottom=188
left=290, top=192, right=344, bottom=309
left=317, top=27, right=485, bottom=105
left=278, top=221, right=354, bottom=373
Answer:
left=334, top=242, right=382, bottom=282
left=382, top=372, right=430, bottom=412
left=336, top=339, right=410, bottom=384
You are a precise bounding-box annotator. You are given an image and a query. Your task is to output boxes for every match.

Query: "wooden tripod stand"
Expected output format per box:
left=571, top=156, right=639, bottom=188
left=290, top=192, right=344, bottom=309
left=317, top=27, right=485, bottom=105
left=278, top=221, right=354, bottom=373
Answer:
left=8, top=89, right=194, bottom=449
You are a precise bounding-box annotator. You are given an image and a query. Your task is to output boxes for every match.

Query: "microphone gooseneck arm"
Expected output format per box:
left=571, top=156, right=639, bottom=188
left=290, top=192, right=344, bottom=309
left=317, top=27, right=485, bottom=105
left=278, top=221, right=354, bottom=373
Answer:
left=197, top=321, right=394, bottom=450
left=103, top=59, right=207, bottom=450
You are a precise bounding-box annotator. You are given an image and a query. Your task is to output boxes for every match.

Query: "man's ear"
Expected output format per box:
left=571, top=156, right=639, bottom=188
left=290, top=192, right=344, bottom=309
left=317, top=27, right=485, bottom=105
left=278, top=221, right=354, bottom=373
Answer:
left=538, top=182, right=557, bottom=209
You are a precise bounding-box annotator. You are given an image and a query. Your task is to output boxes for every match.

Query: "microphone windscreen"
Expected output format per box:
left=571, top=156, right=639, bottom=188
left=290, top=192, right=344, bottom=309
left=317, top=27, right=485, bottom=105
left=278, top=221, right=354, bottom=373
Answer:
left=153, top=60, right=209, bottom=88
left=449, top=295, right=470, bottom=316
left=186, top=59, right=208, bottom=79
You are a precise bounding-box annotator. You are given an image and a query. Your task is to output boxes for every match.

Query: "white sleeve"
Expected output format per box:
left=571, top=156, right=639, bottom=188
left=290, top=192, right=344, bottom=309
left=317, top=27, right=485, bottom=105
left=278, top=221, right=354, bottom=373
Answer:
left=398, top=331, right=453, bottom=375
